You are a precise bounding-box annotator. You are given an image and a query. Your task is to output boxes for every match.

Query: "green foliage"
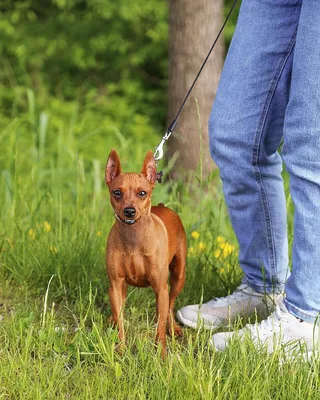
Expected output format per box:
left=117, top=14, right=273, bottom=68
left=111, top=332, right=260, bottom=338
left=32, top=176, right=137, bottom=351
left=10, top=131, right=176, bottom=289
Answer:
left=0, top=0, right=240, bottom=136
left=0, top=0, right=168, bottom=133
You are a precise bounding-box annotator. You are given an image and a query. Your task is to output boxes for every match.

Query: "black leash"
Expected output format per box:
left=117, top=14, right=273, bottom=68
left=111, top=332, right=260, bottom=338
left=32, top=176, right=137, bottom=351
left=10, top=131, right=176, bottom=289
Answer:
left=154, top=0, right=239, bottom=163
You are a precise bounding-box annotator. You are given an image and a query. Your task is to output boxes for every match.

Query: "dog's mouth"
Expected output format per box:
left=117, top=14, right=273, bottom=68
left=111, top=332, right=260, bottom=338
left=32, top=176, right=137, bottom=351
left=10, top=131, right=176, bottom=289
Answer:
left=123, top=218, right=136, bottom=225
left=114, top=213, right=139, bottom=225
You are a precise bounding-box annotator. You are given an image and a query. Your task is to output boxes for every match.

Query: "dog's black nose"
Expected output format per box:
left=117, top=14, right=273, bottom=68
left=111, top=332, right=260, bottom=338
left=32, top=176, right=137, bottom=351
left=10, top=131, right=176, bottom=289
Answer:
left=124, top=207, right=136, bottom=218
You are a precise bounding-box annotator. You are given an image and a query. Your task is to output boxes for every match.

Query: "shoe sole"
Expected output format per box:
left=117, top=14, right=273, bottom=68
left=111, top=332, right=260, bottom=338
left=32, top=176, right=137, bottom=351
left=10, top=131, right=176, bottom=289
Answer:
left=176, top=310, right=218, bottom=331
left=209, top=336, right=226, bottom=351
left=209, top=337, right=320, bottom=359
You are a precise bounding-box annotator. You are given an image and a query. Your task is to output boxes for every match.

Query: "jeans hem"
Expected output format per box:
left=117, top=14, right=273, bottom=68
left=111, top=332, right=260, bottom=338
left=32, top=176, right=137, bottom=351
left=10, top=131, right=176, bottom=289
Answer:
left=242, top=277, right=284, bottom=295
left=283, top=298, right=319, bottom=323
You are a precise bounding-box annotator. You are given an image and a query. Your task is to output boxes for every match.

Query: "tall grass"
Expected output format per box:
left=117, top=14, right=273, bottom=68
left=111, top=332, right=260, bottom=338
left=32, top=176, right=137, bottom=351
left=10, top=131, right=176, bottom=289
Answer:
left=0, top=90, right=316, bottom=399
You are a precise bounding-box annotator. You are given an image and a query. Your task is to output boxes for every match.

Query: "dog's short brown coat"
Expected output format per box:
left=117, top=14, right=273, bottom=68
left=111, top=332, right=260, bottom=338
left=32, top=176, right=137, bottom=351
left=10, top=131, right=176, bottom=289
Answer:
left=105, top=149, right=186, bottom=356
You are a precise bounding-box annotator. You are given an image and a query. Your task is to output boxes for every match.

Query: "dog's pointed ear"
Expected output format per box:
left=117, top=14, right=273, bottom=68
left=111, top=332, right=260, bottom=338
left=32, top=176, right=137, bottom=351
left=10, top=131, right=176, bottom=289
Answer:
left=141, top=151, right=157, bottom=185
left=105, top=149, right=122, bottom=185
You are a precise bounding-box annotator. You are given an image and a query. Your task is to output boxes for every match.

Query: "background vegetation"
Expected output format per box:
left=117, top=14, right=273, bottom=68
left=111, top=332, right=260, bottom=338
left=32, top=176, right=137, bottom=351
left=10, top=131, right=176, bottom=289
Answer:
left=0, top=1, right=313, bottom=399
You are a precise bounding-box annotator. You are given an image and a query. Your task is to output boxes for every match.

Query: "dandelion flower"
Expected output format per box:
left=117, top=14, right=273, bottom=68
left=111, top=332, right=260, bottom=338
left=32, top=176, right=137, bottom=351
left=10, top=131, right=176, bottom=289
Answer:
left=191, top=231, right=200, bottom=240
left=216, top=235, right=225, bottom=245
left=29, top=229, right=36, bottom=240
left=97, top=231, right=101, bottom=237
left=222, top=243, right=235, bottom=258
left=50, top=245, right=58, bottom=255
left=198, top=242, right=206, bottom=251
left=214, top=249, right=221, bottom=258
left=44, top=221, right=51, bottom=233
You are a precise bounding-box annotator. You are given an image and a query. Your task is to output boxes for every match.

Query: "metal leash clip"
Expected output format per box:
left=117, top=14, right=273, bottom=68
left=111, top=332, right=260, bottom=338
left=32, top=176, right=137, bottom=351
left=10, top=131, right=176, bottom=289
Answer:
left=153, top=130, right=173, bottom=161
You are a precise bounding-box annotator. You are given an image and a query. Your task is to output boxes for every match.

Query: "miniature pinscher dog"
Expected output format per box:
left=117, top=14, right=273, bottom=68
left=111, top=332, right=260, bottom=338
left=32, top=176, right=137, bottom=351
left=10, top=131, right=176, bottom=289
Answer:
left=105, top=149, right=186, bottom=357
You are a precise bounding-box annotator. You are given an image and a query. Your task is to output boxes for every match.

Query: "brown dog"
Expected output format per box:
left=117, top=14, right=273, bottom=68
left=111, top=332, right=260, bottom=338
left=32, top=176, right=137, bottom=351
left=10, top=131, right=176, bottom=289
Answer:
left=105, top=149, right=186, bottom=356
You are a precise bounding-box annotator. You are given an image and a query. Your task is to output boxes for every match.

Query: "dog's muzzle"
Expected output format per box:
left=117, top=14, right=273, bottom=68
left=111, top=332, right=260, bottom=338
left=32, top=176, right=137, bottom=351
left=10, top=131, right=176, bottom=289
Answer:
left=114, top=213, right=138, bottom=225
left=124, top=207, right=136, bottom=218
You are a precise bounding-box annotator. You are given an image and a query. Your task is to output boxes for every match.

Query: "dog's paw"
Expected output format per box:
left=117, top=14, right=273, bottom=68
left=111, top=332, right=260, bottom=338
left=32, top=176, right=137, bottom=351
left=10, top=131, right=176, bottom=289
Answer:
left=167, top=323, right=183, bottom=338
left=108, top=316, right=116, bottom=327
left=173, top=325, right=183, bottom=337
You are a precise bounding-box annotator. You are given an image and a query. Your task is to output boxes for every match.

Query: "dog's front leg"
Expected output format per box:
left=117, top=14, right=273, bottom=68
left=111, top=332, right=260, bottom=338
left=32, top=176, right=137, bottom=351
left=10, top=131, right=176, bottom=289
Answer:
left=108, top=279, right=126, bottom=347
left=153, top=283, right=169, bottom=358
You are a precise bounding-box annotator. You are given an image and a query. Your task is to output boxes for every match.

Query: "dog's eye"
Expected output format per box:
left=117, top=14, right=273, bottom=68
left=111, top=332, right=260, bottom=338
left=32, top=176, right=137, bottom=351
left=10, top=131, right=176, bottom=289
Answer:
left=112, top=189, right=122, bottom=198
left=138, top=190, right=147, bottom=197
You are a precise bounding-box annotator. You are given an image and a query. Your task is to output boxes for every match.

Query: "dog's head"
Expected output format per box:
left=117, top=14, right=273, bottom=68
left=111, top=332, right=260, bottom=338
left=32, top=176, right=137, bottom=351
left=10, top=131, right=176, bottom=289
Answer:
left=105, top=149, right=157, bottom=225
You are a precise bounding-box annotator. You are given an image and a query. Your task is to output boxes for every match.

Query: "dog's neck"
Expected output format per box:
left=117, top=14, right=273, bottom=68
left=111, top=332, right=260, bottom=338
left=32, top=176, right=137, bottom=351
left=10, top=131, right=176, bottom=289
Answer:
left=115, top=210, right=154, bottom=248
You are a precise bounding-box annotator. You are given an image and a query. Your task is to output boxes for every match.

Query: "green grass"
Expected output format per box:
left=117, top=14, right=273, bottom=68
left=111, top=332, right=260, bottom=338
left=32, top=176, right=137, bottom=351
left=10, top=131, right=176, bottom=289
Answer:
left=0, top=91, right=317, bottom=399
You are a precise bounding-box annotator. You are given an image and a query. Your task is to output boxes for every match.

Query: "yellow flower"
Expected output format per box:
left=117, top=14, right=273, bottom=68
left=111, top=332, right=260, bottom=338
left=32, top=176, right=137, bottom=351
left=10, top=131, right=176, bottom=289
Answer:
left=222, top=243, right=235, bottom=258
left=50, top=245, right=58, bottom=255
left=198, top=242, right=206, bottom=251
left=191, top=231, right=200, bottom=240
left=29, top=229, right=36, bottom=240
left=214, top=249, right=221, bottom=258
left=97, top=231, right=101, bottom=237
left=216, top=235, right=225, bottom=245
left=44, top=221, right=51, bottom=233
left=219, top=267, right=225, bottom=274
left=188, top=246, right=195, bottom=255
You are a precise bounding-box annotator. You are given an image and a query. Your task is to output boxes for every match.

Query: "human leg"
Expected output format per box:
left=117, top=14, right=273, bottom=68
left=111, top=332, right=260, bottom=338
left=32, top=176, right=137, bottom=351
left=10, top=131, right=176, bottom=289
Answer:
left=208, top=0, right=302, bottom=293
left=281, top=0, right=320, bottom=323
left=178, top=0, right=302, bottom=329
left=211, top=0, right=320, bottom=352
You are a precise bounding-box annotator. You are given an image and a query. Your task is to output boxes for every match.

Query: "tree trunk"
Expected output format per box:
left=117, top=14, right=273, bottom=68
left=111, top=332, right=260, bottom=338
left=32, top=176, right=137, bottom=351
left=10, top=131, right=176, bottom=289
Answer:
left=167, top=0, right=224, bottom=179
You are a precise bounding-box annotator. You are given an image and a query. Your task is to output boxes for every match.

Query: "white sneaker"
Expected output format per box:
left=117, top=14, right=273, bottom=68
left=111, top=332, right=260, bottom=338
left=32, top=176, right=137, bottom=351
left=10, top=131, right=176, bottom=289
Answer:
left=177, top=283, right=282, bottom=329
left=211, top=300, right=320, bottom=359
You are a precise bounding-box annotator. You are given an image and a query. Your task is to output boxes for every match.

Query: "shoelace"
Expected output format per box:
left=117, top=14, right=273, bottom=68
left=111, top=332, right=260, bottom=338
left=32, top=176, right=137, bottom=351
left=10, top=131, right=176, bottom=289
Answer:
left=207, top=284, right=254, bottom=307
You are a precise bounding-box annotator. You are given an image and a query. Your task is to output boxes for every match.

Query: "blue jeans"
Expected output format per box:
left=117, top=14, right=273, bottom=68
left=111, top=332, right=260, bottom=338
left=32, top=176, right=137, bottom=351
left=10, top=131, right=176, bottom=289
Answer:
left=209, top=0, right=320, bottom=323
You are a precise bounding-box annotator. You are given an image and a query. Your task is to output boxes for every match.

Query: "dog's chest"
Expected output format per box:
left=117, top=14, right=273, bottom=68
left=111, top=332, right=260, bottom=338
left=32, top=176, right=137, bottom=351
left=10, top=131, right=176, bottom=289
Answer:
left=123, top=252, right=151, bottom=287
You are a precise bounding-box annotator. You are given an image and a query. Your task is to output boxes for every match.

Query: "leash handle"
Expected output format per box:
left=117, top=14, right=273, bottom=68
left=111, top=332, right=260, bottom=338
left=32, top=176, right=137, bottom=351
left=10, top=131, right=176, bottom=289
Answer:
left=154, top=0, right=239, bottom=162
